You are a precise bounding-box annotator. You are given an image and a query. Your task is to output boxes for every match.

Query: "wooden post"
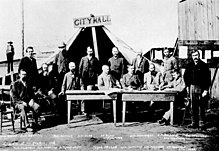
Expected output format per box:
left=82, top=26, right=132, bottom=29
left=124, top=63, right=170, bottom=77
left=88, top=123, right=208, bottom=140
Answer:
left=91, top=27, right=99, bottom=59
left=21, top=0, right=25, bottom=57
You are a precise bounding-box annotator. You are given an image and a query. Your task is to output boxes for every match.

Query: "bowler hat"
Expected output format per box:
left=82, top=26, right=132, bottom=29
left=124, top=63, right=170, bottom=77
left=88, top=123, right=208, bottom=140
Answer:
left=58, top=42, right=66, bottom=48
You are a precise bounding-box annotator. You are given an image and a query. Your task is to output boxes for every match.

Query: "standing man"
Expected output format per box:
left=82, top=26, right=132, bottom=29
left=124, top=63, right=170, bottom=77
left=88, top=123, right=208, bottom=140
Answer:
left=6, top=41, right=15, bottom=73
left=162, top=48, right=178, bottom=84
left=184, top=49, right=211, bottom=129
left=79, top=46, right=100, bottom=115
left=132, top=49, right=149, bottom=85
left=79, top=46, right=100, bottom=90
left=18, top=46, right=39, bottom=89
left=59, top=62, right=80, bottom=95
left=108, top=47, right=125, bottom=82
left=54, top=42, right=69, bottom=90
left=59, top=62, right=80, bottom=116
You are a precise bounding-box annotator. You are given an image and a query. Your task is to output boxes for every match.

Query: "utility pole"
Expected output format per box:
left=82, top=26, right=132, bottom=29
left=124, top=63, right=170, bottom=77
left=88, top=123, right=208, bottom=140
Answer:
left=21, top=0, right=24, bottom=57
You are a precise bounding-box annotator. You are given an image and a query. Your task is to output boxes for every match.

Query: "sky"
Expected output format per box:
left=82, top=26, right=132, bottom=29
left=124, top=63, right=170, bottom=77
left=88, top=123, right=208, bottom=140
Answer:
left=0, top=0, right=178, bottom=61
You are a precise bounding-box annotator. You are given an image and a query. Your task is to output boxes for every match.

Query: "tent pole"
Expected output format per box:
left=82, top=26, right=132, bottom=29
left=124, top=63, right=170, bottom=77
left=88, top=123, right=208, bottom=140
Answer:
left=91, top=27, right=99, bottom=59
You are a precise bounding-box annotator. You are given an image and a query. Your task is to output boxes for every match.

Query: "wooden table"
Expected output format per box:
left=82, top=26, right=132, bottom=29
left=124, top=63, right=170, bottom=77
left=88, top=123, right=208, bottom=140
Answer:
left=121, top=90, right=178, bottom=126
left=65, top=90, right=118, bottom=126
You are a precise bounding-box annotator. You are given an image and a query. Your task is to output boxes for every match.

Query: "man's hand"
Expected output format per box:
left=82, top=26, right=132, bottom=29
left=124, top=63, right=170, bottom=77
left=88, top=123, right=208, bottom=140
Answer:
left=202, top=90, right=208, bottom=97
left=22, top=101, right=27, bottom=107
left=58, top=91, right=64, bottom=96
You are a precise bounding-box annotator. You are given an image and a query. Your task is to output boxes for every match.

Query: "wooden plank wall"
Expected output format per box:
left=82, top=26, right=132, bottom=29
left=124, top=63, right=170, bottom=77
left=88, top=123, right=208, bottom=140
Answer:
left=210, top=68, right=219, bottom=99
left=178, top=0, right=219, bottom=40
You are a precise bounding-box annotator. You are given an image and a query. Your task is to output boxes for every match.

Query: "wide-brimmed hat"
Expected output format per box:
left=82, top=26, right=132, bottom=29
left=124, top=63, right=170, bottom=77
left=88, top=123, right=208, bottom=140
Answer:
left=8, top=41, right=13, bottom=44
left=58, top=42, right=66, bottom=48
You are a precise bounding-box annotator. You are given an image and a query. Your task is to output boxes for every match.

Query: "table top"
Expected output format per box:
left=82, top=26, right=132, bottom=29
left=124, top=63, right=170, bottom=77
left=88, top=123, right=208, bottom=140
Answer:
left=65, top=89, right=178, bottom=95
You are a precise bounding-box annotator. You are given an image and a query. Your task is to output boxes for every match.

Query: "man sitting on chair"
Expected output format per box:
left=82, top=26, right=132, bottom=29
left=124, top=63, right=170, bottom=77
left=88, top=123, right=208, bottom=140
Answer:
left=98, top=65, right=121, bottom=90
left=121, top=65, right=142, bottom=90
left=10, top=69, right=40, bottom=130
left=143, top=63, right=163, bottom=90
left=158, top=69, right=186, bottom=125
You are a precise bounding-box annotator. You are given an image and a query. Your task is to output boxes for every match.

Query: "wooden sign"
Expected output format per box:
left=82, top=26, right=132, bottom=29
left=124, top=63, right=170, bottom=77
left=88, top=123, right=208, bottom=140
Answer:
left=73, top=15, right=111, bottom=28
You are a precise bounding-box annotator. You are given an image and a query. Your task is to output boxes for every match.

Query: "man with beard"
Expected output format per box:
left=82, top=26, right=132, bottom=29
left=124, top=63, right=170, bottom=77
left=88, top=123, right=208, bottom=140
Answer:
left=79, top=46, right=100, bottom=115
left=59, top=62, right=80, bottom=116
left=162, top=48, right=179, bottom=84
left=132, top=49, right=149, bottom=85
left=184, top=49, right=211, bottom=129
left=60, top=62, right=80, bottom=94
left=79, top=46, right=100, bottom=90
left=143, top=63, right=163, bottom=90
left=10, top=69, right=40, bottom=131
left=108, top=47, right=125, bottom=82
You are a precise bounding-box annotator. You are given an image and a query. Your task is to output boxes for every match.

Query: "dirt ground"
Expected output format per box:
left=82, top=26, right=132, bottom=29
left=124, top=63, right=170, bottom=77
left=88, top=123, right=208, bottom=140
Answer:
left=1, top=100, right=219, bottom=151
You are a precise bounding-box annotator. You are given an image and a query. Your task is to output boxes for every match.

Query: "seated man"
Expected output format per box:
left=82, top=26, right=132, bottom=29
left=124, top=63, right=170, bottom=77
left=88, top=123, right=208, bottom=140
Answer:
left=158, top=69, right=186, bottom=125
left=10, top=69, right=40, bottom=130
left=37, top=63, right=59, bottom=113
left=121, top=65, right=142, bottom=90
left=98, top=65, right=121, bottom=90
left=143, top=63, right=163, bottom=90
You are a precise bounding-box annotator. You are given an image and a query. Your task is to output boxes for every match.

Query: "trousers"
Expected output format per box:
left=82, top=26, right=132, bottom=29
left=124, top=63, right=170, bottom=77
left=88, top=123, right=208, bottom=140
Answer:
left=189, top=85, right=207, bottom=126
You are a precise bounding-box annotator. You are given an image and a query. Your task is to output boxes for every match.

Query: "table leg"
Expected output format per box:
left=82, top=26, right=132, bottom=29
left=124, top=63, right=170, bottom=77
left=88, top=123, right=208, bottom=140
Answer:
left=170, top=102, right=173, bottom=125
left=113, top=99, right=116, bottom=126
left=67, top=101, right=71, bottom=125
left=122, top=101, right=126, bottom=126
left=0, top=112, right=2, bottom=133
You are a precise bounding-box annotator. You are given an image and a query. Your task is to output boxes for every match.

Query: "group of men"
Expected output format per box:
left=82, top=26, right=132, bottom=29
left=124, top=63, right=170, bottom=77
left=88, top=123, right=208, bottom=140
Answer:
left=9, top=42, right=211, bottom=131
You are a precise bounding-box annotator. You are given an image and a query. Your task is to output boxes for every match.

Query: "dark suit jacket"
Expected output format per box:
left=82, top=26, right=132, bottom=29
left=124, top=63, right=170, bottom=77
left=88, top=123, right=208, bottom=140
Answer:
left=18, top=56, right=39, bottom=87
left=10, top=80, right=35, bottom=105
left=79, top=56, right=100, bottom=86
left=61, top=71, right=80, bottom=92
left=132, top=56, right=149, bottom=74
left=184, top=59, right=211, bottom=91
left=121, top=73, right=142, bottom=90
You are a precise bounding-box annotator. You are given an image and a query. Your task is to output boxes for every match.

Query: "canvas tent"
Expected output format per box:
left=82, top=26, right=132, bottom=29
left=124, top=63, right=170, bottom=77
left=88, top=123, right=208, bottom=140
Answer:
left=44, top=26, right=137, bottom=69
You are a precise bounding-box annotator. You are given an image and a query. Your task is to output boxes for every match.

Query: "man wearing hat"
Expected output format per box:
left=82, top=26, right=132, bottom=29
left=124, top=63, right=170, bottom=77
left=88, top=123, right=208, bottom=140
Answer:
left=6, top=41, right=15, bottom=73
left=54, top=42, right=69, bottom=90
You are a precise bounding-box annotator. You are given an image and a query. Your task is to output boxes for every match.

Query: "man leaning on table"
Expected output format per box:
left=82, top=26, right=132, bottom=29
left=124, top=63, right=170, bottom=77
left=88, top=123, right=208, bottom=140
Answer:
left=121, top=65, right=142, bottom=90
left=158, top=69, right=186, bottom=125
left=143, top=63, right=163, bottom=90
left=59, top=62, right=80, bottom=115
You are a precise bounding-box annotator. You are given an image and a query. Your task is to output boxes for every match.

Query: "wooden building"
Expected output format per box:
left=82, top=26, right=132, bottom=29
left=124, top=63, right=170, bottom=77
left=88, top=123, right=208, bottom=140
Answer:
left=178, top=0, right=219, bottom=98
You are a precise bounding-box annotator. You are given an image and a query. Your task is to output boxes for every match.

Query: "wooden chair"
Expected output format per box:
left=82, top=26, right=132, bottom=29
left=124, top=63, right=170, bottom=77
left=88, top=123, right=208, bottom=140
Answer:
left=0, top=87, right=15, bottom=133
